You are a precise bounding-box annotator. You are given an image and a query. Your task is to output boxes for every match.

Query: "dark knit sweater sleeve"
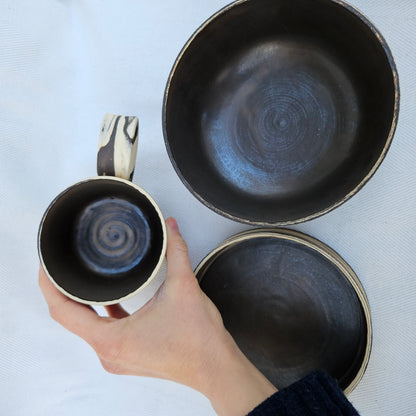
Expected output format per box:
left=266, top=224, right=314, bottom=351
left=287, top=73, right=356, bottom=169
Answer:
left=247, top=371, right=360, bottom=416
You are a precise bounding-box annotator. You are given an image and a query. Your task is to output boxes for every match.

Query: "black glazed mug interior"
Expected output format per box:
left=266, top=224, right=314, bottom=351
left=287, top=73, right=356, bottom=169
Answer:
left=38, top=177, right=165, bottom=304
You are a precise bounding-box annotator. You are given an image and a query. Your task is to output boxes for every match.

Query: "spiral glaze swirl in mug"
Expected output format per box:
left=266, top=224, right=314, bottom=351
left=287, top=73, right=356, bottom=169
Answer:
left=74, top=197, right=151, bottom=275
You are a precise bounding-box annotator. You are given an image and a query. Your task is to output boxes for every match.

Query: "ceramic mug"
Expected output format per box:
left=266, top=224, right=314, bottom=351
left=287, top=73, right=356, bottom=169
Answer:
left=38, top=114, right=167, bottom=305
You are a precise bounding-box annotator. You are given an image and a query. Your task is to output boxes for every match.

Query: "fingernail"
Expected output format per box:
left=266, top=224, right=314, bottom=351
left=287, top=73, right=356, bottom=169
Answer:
left=166, top=217, right=179, bottom=231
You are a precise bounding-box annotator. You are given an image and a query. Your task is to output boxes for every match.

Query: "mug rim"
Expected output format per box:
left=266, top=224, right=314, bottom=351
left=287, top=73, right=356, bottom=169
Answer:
left=38, top=176, right=167, bottom=306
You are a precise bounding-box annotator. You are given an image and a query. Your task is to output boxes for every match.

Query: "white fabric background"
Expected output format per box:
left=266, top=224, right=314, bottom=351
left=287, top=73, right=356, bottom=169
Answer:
left=0, top=0, right=415, bottom=414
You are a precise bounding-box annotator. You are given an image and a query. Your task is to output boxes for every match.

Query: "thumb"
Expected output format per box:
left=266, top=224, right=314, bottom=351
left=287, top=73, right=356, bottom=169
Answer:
left=165, top=217, right=195, bottom=286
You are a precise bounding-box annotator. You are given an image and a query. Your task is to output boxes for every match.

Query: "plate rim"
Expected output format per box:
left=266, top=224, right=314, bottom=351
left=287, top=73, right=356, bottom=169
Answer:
left=195, top=227, right=372, bottom=395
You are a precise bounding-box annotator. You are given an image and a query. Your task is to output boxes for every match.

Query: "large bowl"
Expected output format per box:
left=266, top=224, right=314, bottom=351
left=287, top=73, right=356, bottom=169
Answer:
left=163, top=0, right=399, bottom=225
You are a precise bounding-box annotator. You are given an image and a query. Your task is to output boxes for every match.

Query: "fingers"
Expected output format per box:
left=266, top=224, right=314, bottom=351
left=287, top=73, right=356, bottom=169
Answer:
left=105, top=304, right=129, bottom=319
left=165, top=217, right=195, bottom=286
left=38, top=265, right=111, bottom=349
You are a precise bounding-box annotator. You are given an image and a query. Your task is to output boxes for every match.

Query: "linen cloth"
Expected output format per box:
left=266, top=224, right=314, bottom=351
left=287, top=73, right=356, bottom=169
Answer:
left=0, top=0, right=415, bottom=415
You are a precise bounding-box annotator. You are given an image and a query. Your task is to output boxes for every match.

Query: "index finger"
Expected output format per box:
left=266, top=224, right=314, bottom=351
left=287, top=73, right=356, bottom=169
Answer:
left=38, top=265, right=111, bottom=349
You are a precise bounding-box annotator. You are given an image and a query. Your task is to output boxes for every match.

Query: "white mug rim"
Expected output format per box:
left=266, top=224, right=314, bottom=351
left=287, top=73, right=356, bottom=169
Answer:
left=38, top=176, right=167, bottom=306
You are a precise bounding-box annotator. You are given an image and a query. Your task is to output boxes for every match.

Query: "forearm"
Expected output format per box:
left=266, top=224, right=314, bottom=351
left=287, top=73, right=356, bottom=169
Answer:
left=188, top=329, right=359, bottom=416
left=208, top=349, right=278, bottom=416
left=192, top=330, right=277, bottom=416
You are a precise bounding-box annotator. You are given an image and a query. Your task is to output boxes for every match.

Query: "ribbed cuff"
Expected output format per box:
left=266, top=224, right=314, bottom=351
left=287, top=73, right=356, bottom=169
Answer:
left=247, top=371, right=360, bottom=416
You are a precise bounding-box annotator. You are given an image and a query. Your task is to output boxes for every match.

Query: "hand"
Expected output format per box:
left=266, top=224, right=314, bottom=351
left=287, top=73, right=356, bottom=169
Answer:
left=39, top=217, right=277, bottom=416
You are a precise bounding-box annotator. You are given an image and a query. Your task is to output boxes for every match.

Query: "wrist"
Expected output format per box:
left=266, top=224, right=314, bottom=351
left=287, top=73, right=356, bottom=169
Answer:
left=196, top=330, right=277, bottom=416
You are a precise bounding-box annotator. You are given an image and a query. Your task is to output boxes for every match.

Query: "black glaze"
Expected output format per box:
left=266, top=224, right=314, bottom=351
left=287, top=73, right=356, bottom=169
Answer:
left=197, top=236, right=368, bottom=390
left=75, top=198, right=151, bottom=275
left=97, top=115, right=138, bottom=180
left=97, top=116, right=119, bottom=177
left=39, top=178, right=164, bottom=303
left=163, top=0, right=399, bottom=225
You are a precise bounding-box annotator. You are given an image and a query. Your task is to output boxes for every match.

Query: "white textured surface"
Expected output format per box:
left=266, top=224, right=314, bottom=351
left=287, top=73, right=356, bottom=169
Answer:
left=0, top=0, right=415, bottom=415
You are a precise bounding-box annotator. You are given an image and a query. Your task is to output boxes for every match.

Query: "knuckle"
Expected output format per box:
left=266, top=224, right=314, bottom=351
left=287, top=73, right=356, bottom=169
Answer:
left=96, top=338, right=123, bottom=363
left=174, top=240, right=189, bottom=257
left=48, top=303, right=61, bottom=322
left=100, top=359, right=124, bottom=375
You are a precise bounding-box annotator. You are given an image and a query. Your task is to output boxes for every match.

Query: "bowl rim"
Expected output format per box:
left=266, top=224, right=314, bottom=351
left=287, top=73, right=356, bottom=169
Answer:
left=162, top=0, right=400, bottom=226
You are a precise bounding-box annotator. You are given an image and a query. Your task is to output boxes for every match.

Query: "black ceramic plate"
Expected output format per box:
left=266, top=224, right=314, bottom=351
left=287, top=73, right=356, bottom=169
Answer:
left=196, top=229, right=371, bottom=393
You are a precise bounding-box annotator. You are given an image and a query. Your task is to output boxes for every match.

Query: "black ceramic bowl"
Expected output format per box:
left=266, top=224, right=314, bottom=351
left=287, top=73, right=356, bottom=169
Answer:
left=195, top=228, right=372, bottom=393
left=163, top=0, right=399, bottom=225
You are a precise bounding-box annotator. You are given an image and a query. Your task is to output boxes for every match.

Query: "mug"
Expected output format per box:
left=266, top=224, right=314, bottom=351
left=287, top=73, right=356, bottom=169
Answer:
left=38, top=114, right=167, bottom=305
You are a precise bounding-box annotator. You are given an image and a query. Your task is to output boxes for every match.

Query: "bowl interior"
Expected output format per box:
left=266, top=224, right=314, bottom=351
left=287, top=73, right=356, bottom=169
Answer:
left=164, top=0, right=397, bottom=224
left=196, top=232, right=370, bottom=391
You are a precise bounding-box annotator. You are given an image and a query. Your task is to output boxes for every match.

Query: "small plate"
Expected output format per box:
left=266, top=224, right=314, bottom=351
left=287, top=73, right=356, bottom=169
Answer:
left=196, top=229, right=371, bottom=394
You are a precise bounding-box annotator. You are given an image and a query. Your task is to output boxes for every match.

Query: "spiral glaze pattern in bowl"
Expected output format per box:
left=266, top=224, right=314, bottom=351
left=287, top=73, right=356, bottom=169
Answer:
left=163, top=0, right=399, bottom=225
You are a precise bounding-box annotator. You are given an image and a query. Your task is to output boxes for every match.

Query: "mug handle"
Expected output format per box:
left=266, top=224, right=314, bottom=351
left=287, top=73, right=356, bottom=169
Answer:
left=97, top=113, right=139, bottom=181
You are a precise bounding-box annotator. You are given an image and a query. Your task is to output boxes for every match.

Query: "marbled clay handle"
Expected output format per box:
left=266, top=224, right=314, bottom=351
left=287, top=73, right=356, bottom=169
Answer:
left=97, top=114, right=139, bottom=181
